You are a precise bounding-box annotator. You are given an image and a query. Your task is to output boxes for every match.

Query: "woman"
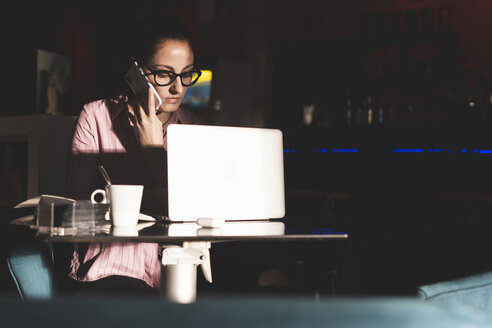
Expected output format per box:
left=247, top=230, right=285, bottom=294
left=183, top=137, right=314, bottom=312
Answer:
left=64, top=13, right=204, bottom=297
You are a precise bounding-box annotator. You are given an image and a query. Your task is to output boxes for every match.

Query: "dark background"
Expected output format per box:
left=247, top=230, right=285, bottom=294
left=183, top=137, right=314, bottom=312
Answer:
left=3, top=0, right=492, bottom=297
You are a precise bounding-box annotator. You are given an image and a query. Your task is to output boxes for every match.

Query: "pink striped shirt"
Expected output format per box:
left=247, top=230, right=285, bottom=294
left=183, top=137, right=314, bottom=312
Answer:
left=65, top=95, right=202, bottom=289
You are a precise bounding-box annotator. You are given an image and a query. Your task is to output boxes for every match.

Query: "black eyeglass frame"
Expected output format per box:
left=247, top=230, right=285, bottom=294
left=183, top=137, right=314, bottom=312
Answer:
left=136, top=59, right=202, bottom=87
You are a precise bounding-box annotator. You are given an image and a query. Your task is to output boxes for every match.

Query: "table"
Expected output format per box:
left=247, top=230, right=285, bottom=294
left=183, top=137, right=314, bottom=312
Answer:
left=10, top=215, right=348, bottom=303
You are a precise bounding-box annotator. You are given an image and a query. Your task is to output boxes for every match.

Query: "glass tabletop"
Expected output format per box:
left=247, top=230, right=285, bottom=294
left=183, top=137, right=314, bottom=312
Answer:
left=10, top=215, right=348, bottom=243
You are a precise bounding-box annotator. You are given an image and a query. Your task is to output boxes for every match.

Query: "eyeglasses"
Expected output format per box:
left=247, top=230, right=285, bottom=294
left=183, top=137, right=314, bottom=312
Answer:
left=138, top=59, right=202, bottom=87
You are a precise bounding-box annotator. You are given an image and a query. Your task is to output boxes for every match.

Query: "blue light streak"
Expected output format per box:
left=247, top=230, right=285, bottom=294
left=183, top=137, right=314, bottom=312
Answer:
left=392, top=148, right=425, bottom=153
left=332, top=148, right=358, bottom=153
left=286, top=147, right=492, bottom=154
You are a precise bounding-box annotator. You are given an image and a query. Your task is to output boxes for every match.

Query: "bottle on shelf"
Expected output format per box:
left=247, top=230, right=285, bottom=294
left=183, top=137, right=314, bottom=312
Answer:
left=366, top=94, right=374, bottom=125
left=344, top=90, right=353, bottom=127
left=374, top=94, right=384, bottom=125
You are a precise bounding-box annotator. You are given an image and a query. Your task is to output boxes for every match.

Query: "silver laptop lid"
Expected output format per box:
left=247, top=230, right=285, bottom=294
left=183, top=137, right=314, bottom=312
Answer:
left=167, top=124, right=285, bottom=222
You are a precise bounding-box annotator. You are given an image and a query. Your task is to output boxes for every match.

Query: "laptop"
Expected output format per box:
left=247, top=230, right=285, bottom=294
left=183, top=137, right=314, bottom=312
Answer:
left=166, top=221, right=286, bottom=237
left=167, top=124, right=285, bottom=222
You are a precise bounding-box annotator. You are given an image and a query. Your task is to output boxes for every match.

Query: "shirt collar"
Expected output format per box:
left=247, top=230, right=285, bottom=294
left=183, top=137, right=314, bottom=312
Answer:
left=108, top=95, right=128, bottom=121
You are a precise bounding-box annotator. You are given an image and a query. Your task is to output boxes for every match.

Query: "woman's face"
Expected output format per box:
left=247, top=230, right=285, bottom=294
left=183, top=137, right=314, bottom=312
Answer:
left=146, top=39, right=194, bottom=115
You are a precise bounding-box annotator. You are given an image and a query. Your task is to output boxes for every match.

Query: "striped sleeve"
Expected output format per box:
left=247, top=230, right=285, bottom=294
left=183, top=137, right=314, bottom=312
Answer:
left=65, top=105, right=100, bottom=200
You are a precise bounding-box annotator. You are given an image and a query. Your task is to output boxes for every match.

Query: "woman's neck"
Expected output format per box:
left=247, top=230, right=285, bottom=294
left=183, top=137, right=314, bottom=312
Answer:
left=157, top=111, right=172, bottom=124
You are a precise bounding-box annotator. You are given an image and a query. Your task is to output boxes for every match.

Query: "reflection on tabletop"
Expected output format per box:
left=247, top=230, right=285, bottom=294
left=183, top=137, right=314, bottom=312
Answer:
left=8, top=213, right=348, bottom=238
left=106, top=222, right=156, bottom=237
left=166, top=221, right=286, bottom=237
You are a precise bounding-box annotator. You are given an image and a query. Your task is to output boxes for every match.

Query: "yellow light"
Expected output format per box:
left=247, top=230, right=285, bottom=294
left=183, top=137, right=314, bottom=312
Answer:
left=196, top=70, right=212, bottom=84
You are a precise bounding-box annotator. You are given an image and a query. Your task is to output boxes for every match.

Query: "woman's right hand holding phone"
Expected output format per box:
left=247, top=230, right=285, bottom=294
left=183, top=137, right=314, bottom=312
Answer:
left=128, top=88, right=168, bottom=205
left=128, top=87, right=164, bottom=148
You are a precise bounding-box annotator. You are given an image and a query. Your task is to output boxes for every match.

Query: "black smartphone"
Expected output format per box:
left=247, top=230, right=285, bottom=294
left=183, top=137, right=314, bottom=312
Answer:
left=125, top=60, right=162, bottom=114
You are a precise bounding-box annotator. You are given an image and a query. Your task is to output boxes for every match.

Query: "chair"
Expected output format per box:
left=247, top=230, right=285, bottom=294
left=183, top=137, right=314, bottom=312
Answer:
left=417, top=271, right=492, bottom=321
left=6, top=242, right=55, bottom=300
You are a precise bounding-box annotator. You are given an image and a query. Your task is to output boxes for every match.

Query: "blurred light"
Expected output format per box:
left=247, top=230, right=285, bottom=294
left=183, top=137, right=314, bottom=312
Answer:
left=333, top=148, right=358, bottom=153
left=285, top=227, right=295, bottom=234
left=292, top=147, right=492, bottom=154
left=392, top=148, right=424, bottom=153
left=196, top=70, right=212, bottom=84
left=311, top=227, right=337, bottom=235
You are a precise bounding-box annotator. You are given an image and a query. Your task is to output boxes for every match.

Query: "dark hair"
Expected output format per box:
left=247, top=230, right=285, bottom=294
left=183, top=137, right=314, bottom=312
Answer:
left=128, top=13, right=196, bottom=63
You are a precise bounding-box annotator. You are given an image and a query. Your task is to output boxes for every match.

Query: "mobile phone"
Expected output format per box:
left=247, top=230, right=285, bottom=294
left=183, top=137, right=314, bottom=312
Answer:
left=125, top=60, right=162, bottom=114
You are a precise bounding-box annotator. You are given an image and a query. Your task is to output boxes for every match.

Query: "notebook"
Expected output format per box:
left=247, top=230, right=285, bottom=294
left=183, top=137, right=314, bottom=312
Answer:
left=167, top=124, right=285, bottom=222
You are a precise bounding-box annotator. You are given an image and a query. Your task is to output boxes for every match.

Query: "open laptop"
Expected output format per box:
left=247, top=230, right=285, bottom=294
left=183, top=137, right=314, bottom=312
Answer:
left=167, top=124, right=285, bottom=222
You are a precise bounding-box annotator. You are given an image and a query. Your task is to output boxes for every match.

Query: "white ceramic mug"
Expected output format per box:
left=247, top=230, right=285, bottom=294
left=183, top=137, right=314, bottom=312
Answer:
left=91, top=184, right=144, bottom=227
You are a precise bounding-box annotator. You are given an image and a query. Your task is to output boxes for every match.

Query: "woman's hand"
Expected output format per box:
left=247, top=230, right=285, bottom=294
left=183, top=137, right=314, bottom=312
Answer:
left=128, top=88, right=167, bottom=190
left=128, top=88, right=163, bottom=148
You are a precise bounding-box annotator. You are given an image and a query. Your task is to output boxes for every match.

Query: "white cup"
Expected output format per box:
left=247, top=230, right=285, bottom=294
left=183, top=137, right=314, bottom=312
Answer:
left=91, top=184, right=144, bottom=227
